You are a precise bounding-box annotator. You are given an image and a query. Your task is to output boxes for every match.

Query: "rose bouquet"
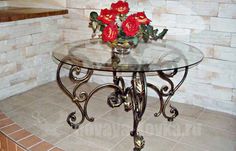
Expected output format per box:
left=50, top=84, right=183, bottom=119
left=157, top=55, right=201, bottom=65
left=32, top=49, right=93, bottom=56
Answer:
left=89, top=0, right=168, bottom=51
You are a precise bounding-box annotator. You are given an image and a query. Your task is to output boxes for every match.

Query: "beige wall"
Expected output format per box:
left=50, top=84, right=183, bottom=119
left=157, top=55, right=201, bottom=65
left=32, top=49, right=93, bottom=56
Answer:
left=63, top=0, right=236, bottom=114
left=0, top=16, right=66, bottom=100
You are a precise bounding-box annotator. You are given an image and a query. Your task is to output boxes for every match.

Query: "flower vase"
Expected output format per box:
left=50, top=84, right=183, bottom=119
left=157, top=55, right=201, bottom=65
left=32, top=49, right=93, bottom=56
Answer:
left=112, top=40, right=133, bottom=55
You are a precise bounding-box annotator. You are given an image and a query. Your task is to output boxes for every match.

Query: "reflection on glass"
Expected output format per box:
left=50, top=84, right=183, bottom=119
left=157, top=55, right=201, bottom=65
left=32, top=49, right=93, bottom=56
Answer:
left=53, top=38, right=203, bottom=72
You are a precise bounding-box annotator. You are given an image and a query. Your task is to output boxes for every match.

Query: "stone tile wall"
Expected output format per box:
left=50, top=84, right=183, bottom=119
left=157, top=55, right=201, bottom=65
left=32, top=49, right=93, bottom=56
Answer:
left=64, top=0, right=236, bottom=114
left=0, top=16, right=65, bottom=100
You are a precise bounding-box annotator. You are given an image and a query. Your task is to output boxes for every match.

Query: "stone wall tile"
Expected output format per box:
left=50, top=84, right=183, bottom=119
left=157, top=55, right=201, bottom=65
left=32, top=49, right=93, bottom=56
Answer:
left=0, top=40, right=14, bottom=52
left=0, top=23, right=42, bottom=40
left=210, top=17, right=236, bottom=33
left=231, top=34, right=236, bottom=48
left=188, top=43, right=214, bottom=58
left=63, top=29, right=91, bottom=43
left=15, top=35, right=32, bottom=49
left=149, top=0, right=166, bottom=8
left=184, top=82, right=232, bottom=101
left=32, top=32, right=62, bottom=45
left=191, top=1, right=218, bottom=16
left=65, top=8, right=85, bottom=19
left=233, top=89, right=236, bottom=102
left=190, top=30, right=231, bottom=46
left=218, top=4, right=236, bottom=19
left=165, top=27, right=191, bottom=42
left=166, top=1, right=193, bottom=15
left=9, top=70, right=37, bottom=86
left=0, top=63, right=17, bottom=78
left=0, top=78, right=10, bottom=89
left=67, top=0, right=102, bottom=9
left=3, top=49, right=25, bottom=63
left=176, top=15, right=210, bottom=30
left=0, top=80, right=37, bottom=100
left=167, top=1, right=218, bottom=16
left=213, top=46, right=236, bottom=62
left=152, top=13, right=176, bottom=27
left=197, top=58, right=236, bottom=88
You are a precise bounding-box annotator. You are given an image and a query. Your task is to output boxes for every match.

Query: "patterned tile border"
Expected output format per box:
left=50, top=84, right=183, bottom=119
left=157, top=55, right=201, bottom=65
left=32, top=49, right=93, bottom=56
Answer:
left=0, top=110, right=64, bottom=151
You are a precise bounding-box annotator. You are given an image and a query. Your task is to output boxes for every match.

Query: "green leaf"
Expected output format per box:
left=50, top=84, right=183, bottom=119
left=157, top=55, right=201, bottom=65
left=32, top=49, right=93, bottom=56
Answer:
left=131, top=37, right=139, bottom=46
left=143, top=32, right=149, bottom=43
left=156, top=29, right=168, bottom=40
left=146, top=25, right=154, bottom=35
left=99, top=24, right=105, bottom=32
left=90, top=11, right=98, bottom=21
left=141, top=24, right=147, bottom=31
left=153, top=29, right=158, bottom=36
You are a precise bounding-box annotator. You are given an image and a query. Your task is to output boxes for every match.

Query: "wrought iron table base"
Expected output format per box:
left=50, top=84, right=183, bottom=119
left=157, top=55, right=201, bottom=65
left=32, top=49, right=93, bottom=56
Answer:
left=56, top=58, right=188, bottom=151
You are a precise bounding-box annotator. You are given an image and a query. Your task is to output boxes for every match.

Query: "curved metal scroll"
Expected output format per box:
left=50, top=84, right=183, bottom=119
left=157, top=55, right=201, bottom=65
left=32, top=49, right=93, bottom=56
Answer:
left=159, top=67, right=188, bottom=121
left=56, top=57, right=125, bottom=129
left=147, top=67, right=188, bottom=121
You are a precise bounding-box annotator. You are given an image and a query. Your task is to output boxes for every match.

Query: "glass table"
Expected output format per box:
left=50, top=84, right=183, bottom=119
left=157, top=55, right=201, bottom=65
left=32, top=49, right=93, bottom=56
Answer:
left=53, top=38, right=204, bottom=151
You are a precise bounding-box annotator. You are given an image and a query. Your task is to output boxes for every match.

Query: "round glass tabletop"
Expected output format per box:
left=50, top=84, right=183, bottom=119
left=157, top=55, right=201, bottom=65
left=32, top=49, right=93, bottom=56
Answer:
left=53, top=38, right=204, bottom=72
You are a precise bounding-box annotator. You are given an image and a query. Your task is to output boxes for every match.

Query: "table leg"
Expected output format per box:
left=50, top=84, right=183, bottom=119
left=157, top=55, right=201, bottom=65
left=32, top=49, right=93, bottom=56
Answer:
left=56, top=59, right=95, bottom=129
left=147, top=67, right=189, bottom=122
left=130, top=72, right=147, bottom=151
left=56, top=58, right=125, bottom=129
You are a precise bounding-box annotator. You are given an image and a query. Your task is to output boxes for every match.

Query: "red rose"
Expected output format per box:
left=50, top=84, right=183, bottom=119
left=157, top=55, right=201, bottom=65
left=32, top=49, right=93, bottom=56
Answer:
left=102, top=23, right=119, bottom=42
left=111, top=0, right=129, bottom=15
left=134, top=12, right=151, bottom=25
left=122, top=15, right=140, bottom=37
left=97, top=9, right=117, bottom=24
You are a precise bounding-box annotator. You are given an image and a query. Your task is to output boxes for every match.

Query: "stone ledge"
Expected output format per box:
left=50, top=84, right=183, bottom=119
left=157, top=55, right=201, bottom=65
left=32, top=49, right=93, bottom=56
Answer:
left=0, top=7, right=68, bottom=22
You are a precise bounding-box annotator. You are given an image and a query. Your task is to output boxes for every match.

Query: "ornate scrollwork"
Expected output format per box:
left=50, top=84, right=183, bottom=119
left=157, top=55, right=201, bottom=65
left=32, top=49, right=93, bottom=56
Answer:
left=57, top=57, right=126, bottom=129
left=57, top=54, right=189, bottom=150
left=147, top=67, right=188, bottom=121
left=123, top=87, right=133, bottom=112
left=131, top=72, right=147, bottom=151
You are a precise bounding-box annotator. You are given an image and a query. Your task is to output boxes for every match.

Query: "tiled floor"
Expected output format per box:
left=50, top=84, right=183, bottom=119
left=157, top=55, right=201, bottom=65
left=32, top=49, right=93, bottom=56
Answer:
left=0, top=78, right=236, bottom=151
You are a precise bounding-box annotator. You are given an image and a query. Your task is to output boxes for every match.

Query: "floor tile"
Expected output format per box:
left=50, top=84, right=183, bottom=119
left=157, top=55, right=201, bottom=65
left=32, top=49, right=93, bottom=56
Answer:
left=18, top=135, right=42, bottom=149
left=0, top=118, right=14, bottom=128
left=6, top=106, right=45, bottom=129
left=50, top=147, right=64, bottom=151
left=45, top=92, right=74, bottom=108
left=24, top=82, right=60, bottom=98
left=26, top=100, right=65, bottom=119
left=68, top=118, right=130, bottom=150
left=71, top=96, right=114, bottom=119
left=9, top=129, right=31, bottom=141
left=140, top=116, right=197, bottom=141
left=172, top=142, right=207, bottom=151
left=56, top=135, right=108, bottom=151
left=147, top=101, right=204, bottom=121
left=26, top=109, right=75, bottom=144
left=7, top=93, right=37, bottom=107
left=0, top=114, right=7, bottom=120
left=171, top=102, right=204, bottom=121
left=29, top=141, right=53, bottom=151
left=0, top=124, right=22, bottom=135
left=0, top=98, right=22, bottom=113
left=101, top=106, right=153, bottom=129
left=197, top=109, right=236, bottom=134
left=180, top=124, right=236, bottom=151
